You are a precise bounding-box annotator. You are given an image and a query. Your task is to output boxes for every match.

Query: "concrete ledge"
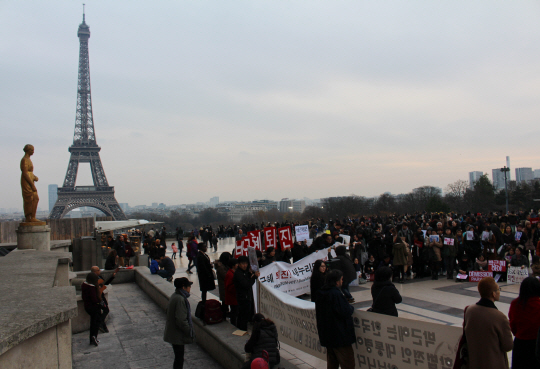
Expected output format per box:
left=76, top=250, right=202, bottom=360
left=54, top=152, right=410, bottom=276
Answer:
left=0, top=250, right=77, bottom=357
left=134, top=267, right=298, bottom=369
left=73, top=268, right=136, bottom=289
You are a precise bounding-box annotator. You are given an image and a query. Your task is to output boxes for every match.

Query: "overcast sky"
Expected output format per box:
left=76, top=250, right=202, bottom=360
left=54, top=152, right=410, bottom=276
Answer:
left=2, top=1, right=540, bottom=210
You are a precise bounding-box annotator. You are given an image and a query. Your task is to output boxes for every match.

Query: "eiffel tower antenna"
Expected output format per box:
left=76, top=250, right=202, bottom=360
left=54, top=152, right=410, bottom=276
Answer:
left=83, top=4, right=85, bottom=22
left=50, top=12, right=127, bottom=220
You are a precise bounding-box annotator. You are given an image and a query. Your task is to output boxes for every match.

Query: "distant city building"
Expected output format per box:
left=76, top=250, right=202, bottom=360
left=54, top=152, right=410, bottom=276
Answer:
left=209, top=196, right=219, bottom=207
left=48, top=184, right=58, bottom=213
left=278, top=198, right=305, bottom=213
left=292, top=200, right=306, bottom=213
left=469, top=171, right=483, bottom=189
left=119, top=203, right=129, bottom=212
left=492, top=169, right=506, bottom=190
left=151, top=203, right=158, bottom=208
left=515, top=168, right=533, bottom=184
left=158, top=203, right=166, bottom=209
left=279, top=198, right=292, bottom=213
left=534, top=169, right=540, bottom=179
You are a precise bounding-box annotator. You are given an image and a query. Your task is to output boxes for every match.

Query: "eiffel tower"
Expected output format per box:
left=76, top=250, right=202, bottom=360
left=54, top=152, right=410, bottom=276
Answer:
left=50, top=11, right=127, bottom=220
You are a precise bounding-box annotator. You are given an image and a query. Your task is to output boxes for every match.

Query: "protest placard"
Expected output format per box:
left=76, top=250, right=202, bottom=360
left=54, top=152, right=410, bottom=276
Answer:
left=507, top=266, right=529, bottom=284
left=339, top=234, right=351, bottom=245
left=443, top=237, right=454, bottom=246
left=469, top=271, right=493, bottom=282
left=488, top=260, right=506, bottom=272
left=481, top=231, right=490, bottom=241
left=429, top=235, right=439, bottom=243
left=258, top=281, right=463, bottom=368
left=264, top=227, right=276, bottom=249
left=515, top=232, right=522, bottom=241
left=247, top=230, right=262, bottom=251
left=279, top=226, right=293, bottom=250
left=248, top=246, right=259, bottom=273
left=295, top=225, right=310, bottom=242
left=466, top=231, right=474, bottom=240
left=456, top=273, right=468, bottom=280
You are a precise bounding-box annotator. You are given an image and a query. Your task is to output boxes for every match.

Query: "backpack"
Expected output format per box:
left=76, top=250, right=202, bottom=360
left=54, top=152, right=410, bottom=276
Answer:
left=195, top=299, right=224, bottom=324
left=203, top=299, right=224, bottom=325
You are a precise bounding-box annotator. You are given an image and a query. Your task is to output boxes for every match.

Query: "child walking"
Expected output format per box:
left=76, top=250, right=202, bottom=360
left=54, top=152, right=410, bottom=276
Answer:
left=171, top=243, right=178, bottom=259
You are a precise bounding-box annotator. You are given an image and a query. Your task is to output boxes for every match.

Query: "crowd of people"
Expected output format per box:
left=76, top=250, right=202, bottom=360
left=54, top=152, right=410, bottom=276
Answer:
left=90, top=210, right=540, bottom=369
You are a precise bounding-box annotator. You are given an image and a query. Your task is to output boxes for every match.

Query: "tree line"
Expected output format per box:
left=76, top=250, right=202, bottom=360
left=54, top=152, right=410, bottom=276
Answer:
left=130, top=175, right=540, bottom=231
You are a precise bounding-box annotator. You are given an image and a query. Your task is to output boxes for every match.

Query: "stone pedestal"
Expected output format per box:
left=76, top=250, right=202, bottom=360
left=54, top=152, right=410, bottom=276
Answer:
left=16, top=223, right=51, bottom=251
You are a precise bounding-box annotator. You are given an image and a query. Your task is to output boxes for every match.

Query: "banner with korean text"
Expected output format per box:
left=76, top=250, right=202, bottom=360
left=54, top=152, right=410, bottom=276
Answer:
left=258, top=249, right=331, bottom=296
left=258, top=281, right=462, bottom=368
left=234, top=237, right=249, bottom=258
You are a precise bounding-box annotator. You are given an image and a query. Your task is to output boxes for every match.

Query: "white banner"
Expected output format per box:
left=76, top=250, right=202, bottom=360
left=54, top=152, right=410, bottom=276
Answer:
left=507, top=266, right=529, bottom=284
left=258, top=282, right=463, bottom=368
left=295, top=225, right=310, bottom=242
left=258, top=249, right=331, bottom=296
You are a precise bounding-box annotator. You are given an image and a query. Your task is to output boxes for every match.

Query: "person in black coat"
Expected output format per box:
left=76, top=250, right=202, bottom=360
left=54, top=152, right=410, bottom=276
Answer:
left=310, top=260, right=327, bottom=302
left=243, top=314, right=280, bottom=369
left=233, top=256, right=260, bottom=331
left=291, top=241, right=308, bottom=262
left=315, top=269, right=356, bottom=369
left=196, top=243, right=216, bottom=302
left=334, top=246, right=357, bottom=303
left=370, top=266, right=402, bottom=317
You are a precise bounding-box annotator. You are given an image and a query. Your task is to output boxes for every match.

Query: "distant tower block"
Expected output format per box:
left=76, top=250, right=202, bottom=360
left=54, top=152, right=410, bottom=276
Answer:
left=49, top=11, right=126, bottom=220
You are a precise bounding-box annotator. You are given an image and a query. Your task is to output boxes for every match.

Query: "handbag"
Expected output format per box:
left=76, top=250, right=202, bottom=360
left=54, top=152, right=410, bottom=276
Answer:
left=453, top=306, right=469, bottom=369
left=367, top=286, right=387, bottom=313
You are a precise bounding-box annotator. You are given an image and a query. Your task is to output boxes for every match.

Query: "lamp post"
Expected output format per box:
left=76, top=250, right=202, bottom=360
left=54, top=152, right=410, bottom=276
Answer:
left=500, top=166, right=510, bottom=214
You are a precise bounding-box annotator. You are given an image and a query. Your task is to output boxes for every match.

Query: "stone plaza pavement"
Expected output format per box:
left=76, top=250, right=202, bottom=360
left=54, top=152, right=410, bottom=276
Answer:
left=72, top=283, right=223, bottom=369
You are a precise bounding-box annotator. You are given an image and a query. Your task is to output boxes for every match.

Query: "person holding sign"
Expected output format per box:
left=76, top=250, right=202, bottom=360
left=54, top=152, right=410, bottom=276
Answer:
left=510, top=247, right=529, bottom=269
left=427, top=229, right=442, bottom=280
left=508, top=277, right=540, bottom=369
left=463, top=277, right=513, bottom=369
left=234, top=256, right=260, bottom=331
left=442, top=228, right=457, bottom=280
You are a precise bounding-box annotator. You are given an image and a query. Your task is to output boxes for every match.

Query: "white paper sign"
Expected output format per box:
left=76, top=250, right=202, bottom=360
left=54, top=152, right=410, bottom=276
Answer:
left=466, top=231, right=474, bottom=240
left=443, top=237, right=454, bottom=246
left=481, top=231, right=490, bottom=241
left=339, top=234, right=351, bottom=245
left=295, top=225, right=310, bottom=242
left=258, top=249, right=331, bottom=296
left=507, top=266, right=529, bottom=284
left=258, top=281, right=463, bottom=368
left=248, top=246, right=259, bottom=273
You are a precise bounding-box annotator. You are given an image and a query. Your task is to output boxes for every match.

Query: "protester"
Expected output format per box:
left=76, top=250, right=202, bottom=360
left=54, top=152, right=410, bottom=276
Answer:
left=508, top=276, right=540, bottom=369
left=164, top=277, right=195, bottom=369
left=216, top=252, right=231, bottom=316
left=510, top=247, right=529, bottom=268
left=532, top=255, right=540, bottom=277
left=234, top=256, right=260, bottom=331
left=441, top=228, right=457, bottom=279
left=427, top=230, right=442, bottom=280
left=315, top=269, right=355, bottom=369
left=391, top=236, right=408, bottom=283
left=463, top=277, right=513, bottom=369
left=261, top=247, right=277, bottom=267
left=310, top=260, right=327, bottom=302
left=242, top=314, right=280, bottom=369
left=474, top=254, right=488, bottom=271
left=225, top=258, right=239, bottom=327
left=333, top=246, right=357, bottom=303
left=370, top=266, right=402, bottom=317
left=196, top=243, right=216, bottom=302
left=81, top=272, right=102, bottom=346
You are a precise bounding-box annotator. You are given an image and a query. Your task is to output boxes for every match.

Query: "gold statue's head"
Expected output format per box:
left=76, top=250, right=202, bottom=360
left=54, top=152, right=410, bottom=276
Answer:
left=23, top=144, right=34, bottom=153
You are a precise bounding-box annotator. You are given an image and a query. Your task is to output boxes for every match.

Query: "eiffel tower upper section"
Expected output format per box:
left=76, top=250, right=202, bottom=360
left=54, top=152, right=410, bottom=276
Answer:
left=49, top=12, right=126, bottom=220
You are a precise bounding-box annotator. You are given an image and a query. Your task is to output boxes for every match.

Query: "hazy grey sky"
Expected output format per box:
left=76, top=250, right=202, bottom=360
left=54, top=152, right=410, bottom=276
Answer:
left=2, top=1, right=540, bottom=210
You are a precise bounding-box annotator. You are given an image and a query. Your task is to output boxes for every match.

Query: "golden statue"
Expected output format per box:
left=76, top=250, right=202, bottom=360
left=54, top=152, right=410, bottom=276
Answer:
left=20, top=144, right=43, bottom=224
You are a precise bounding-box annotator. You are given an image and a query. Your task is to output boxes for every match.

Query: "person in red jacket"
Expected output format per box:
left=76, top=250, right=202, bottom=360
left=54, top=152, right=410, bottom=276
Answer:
left=508, top=276, right=540, bottom=369
left=81, top=272, right=102, bottom=346
left=224, top=258, right=239, bottom=327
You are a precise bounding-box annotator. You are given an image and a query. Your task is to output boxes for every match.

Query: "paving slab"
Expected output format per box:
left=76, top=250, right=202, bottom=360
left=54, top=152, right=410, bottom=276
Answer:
left=72, top=283, right=223, bottom=369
